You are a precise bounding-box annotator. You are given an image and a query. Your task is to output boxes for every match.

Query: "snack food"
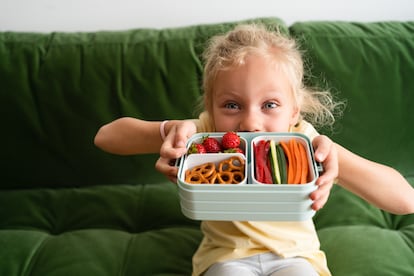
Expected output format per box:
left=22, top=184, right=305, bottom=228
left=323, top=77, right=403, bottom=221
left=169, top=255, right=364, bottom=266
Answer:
left=254, top=138, right=309, bottom=184
left=178, top=133, right=318, bottom=221
left=221, top=131, right=241, bottom=149
left=202, top=136, right=222, bottom=153
left=185, top=156, right=245, bottom=184
left=187, top=132, right=244, bottom=155
left=188, top=142, right=207, bottom=154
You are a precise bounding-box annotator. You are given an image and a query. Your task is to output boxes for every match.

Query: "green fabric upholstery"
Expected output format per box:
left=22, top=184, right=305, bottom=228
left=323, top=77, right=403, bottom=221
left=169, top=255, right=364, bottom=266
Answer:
left=290, top=21, right=414, bottom=275
left=0, top=17, right=284, bottom=189
left=0, top=17, right=413, bottom=275
left=290, top=22, right=414, bottom=172
left=0, top=184, right=201, bottom=275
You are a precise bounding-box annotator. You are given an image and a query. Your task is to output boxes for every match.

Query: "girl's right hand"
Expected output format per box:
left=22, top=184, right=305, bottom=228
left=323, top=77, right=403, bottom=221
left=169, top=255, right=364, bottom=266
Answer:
left=155, top=120, right=197, bottom=183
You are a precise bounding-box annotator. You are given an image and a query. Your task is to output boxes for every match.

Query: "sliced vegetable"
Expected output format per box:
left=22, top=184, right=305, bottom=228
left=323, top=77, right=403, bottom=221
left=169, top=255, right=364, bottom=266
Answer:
left=297, top=141, right=309, bottom=184
left=268, top=140, right=281, bottom=184
left=254, top=142, right=263, bottom=182
left=263, top=141, right=273, bottom=184
left=280, top=140, right=294, bottom=184
left=291, top=139, right=302, bottom=184
left=255, top=140, right=272, bottom=184
left=276, top=144, right=287, bottom=184
left=257, top=138, right=310, bottom=185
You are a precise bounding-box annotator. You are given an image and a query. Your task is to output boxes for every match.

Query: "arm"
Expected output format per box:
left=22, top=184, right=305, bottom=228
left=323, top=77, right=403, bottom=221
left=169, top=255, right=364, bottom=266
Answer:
left=95, top=117, right=198, bottom=182
left=94, top=117, right=164, bottom=155
left=336, top=144, right=414, bottom=215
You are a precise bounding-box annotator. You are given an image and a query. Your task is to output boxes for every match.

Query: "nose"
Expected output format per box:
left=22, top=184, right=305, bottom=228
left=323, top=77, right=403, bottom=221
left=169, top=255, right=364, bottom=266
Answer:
left=238, top=110, right=261, bottom=132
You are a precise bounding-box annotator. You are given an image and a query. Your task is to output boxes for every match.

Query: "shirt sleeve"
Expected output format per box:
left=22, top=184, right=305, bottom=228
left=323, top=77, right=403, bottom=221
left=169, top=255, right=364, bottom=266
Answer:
left=292, top=120, right=320, bottom=141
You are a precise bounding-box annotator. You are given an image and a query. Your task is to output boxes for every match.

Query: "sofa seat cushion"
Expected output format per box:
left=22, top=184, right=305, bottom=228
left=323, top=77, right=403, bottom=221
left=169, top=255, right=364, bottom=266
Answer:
left=315, top=184, right=414, bottom=275
left=0, top=183, right=202, bottom=275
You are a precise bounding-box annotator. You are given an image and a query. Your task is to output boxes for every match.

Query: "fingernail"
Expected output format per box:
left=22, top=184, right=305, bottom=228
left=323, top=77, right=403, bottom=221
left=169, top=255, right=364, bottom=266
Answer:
left=315, top=152, right=323, bottom=161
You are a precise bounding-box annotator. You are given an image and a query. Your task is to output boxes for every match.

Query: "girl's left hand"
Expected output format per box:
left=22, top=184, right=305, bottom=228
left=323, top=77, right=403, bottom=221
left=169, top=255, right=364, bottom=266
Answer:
left=310, top=135, right=338, bottom=211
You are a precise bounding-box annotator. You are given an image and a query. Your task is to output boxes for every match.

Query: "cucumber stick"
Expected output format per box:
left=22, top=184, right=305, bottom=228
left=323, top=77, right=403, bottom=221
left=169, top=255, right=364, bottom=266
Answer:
left=269, top=140, right=281, bottom=184
left=276, top=144, right=287, bottom=184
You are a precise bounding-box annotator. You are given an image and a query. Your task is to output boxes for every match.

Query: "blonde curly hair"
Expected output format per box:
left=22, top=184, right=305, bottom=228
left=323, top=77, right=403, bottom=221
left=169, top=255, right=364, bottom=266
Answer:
left=199, top=23, right=343, bottom=130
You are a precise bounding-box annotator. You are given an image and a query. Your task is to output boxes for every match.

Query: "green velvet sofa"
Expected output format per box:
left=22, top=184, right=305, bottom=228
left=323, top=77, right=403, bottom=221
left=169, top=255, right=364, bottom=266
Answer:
left=1, top=17, right=413, bottom=275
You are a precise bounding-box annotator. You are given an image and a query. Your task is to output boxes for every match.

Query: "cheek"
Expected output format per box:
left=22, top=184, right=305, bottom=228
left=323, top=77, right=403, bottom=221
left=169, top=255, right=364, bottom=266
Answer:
left=214, top=116, right=235, bottom=132
left=264, top=112, right=294, bottom=132
left=265, top=120, right=290, bottom=132
left=212, top=106, right=237, bottom=132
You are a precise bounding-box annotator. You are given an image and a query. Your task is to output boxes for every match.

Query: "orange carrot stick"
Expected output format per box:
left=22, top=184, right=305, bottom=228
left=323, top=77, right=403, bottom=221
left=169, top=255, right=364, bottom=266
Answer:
left=297, top=142, right=309, bottom=184
left=291, top=139, right=301, bottom=184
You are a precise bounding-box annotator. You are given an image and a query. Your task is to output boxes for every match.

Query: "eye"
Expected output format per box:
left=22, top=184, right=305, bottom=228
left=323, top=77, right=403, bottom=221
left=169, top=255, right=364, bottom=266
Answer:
left=263, top=101, right=278, bottom=109
left=224, top=102, right=240, bottom=110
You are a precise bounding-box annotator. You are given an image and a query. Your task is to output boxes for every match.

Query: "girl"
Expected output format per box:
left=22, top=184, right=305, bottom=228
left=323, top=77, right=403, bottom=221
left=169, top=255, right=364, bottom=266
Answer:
left=95, top=24, right=414, bottom=275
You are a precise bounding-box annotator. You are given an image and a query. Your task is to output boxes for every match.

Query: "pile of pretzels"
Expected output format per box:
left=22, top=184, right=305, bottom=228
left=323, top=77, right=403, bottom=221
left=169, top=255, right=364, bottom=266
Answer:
left=185, top=156, right=245, bottom=184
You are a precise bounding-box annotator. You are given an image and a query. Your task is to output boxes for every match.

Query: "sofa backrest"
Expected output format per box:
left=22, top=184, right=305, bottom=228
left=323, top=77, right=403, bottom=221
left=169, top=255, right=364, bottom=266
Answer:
left=1, top=18, right=412, bottom=189
left=0, top=18, right=285, bottom=189
left=289, top=21, right=414, bottom=182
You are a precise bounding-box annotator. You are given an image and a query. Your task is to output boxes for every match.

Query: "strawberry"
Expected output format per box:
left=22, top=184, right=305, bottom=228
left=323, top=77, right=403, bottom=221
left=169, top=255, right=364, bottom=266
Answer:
left=203, top=136, right=222, bottom=153
left=224, top=147, right=244, bottom=155
left=187, top=143, right=206, bottom=154
left=221, top=131, right=240, bottom=149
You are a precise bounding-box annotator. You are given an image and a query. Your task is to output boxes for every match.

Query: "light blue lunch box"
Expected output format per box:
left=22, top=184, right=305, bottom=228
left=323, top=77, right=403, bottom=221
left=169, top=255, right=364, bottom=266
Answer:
left=177, top=132, right=322, bottom=221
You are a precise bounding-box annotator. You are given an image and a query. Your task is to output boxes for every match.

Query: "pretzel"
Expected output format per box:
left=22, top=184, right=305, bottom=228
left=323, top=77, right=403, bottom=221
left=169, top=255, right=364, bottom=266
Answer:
left=184, top=156, right=245, bottom=185
left=218, top=156, right=245, bottom=173
left=209, top=170, right=245, bottom=184
left=185, top=162, right=216, bottom=184
left=185, top=172, right=210, bottom=184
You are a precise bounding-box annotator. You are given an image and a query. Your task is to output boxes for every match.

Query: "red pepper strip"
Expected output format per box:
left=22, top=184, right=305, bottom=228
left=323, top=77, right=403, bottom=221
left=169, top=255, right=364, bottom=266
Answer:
left=255, top=140, right=272, bottom=184
left=255, top=141, right=266, bottom=182
left=254, top=142, right=264, bottom=182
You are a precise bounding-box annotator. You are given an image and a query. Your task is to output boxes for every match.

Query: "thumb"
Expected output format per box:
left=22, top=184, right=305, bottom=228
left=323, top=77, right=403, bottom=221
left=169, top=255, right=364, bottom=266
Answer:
left=312, top=135, right=331, bottom=162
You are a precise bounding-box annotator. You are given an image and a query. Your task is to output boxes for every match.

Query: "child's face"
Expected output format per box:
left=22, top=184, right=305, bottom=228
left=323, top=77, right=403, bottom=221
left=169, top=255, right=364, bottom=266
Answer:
left=212, top=54, right=299, bottom=132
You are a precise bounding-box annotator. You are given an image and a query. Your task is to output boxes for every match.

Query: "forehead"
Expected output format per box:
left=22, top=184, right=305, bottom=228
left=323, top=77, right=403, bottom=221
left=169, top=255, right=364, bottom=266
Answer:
left=211, top=54, right=297, bottom=107
left=215, top=54, right=291, bottom=87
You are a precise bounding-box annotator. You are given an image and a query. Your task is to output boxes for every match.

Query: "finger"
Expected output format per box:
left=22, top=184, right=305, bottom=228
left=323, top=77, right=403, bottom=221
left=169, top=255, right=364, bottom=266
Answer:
left=162, top=122, right=196, bottom=159
left=316, top=147, right=338, bottom=187
left=310, top=179, right=333, bottom=200
left=167, top=167, right=179, bottom=183
left=311, top=151, right=337, bottom=211
left=161, top=127, right=187, bottom=159
left=172, top=126, right=188, bottom=149
left=310, top=181, right=333, bottom=210
left=313, top=136, right=338, bottom=185
left=311, top=191, right=330, bottom=211
left=155, top=156, right=179, bottom=180
left=312, top=135, right=331, bottom=162
left=173, top=120, right=197, bottom=148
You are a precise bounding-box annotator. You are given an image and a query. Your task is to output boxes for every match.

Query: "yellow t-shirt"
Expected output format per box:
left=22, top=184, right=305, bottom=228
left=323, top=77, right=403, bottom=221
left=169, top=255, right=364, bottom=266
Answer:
left=192, top=112, right=331, bottom=276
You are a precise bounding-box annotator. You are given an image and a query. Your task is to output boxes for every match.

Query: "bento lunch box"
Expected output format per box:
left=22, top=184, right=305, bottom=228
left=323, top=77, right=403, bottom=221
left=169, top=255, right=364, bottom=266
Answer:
left=177, top=132, right=322, bottom=221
